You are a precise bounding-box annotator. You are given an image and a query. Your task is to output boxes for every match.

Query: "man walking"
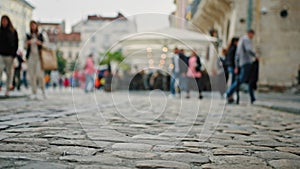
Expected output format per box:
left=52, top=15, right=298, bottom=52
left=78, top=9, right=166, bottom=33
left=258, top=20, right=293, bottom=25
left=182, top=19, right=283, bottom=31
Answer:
left=226, top=29, right=258, bottom=104
left=169, top=48, right=188, bottom=98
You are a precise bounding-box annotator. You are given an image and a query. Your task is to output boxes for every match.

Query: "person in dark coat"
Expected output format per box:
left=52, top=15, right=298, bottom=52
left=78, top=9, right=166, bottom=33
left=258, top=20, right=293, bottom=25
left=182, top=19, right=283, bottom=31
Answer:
left=0, top=15, right=19, bottom=96
left=225, top=37, right=239, bottom=86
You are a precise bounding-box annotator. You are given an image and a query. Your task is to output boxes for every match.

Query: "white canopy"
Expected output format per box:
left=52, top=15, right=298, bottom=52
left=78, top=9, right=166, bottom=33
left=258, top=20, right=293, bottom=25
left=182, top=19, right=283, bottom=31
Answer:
left=119, top=27, right=216, bottom=48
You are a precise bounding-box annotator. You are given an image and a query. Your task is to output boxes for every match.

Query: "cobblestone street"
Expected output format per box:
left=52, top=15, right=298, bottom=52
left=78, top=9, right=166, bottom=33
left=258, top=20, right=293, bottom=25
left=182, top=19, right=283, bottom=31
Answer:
left=0, top=89, right=299, bottom=169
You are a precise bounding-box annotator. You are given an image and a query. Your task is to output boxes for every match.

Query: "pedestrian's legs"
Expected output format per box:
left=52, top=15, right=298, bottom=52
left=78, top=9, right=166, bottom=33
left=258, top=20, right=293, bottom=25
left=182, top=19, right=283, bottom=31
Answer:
left=28, top=64, right=37, bottom=95
left=3, top=57, right=14, bottom=94
left=248, top=83, right=256, bottom=103
left=170, top=73, right=176, bottom=95
left=85, top=74, right=93, bottom=93
left=196, top=78, right=203, bottom=99
left=0, top=56, right=4, bottom=90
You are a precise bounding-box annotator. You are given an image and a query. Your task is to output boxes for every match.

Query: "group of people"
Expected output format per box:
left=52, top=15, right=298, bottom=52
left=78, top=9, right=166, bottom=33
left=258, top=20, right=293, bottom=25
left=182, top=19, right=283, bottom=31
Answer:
left=170, top=29, right=259, bottom=104
left=0, top=15, right=48, bottom=99
left=170, top=48, right=204, bottom=99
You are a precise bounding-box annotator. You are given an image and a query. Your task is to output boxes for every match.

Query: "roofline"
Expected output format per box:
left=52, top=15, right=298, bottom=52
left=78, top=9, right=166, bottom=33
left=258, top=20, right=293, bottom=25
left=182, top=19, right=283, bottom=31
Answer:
left=21, top=0, right=35, bottom=9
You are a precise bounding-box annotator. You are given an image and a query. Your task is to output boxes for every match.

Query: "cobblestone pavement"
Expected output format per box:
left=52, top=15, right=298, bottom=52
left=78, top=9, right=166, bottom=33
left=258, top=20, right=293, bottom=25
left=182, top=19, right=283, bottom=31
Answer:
left=0, top=89, right=299, bottom=169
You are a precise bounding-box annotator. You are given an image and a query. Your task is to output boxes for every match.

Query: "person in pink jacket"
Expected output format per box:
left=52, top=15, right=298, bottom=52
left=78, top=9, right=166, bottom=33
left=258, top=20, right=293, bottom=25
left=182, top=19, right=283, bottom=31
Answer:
left=84, top=54, right=96, bottom=93
left=186, top=51, right=203, bottom=99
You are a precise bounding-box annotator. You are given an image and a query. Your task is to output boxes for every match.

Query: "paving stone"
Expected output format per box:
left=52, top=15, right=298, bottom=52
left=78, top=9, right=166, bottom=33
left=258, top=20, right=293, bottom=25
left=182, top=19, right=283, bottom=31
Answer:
left=75, top=165, right=131, bottom=169
left=0, top=159, right=14, bottom=168
left=227, top=145, right=273, bottom=151
left=59, top=154, right=123, bottom=165
left=0, top=125, right=9, bottom=130
left=133, top=134, right=170, bottom=140
left=251, top=140, right=294, bottom=147
left=0, top=132, right=18, bottom=140
left=201, top=163, right=271, bottom=169
left=0, top=152, right=56, bottom=161
left=210, top=155, right=266, bottom=165
left=2, top=137, right=49, bottom=145
left=48, top=146, right=103, bottom=156
left=212, top=148, right=247, bottom=155
left=152, top=145, right=180, bottom=152
left=136, top=160, right=190, bottom=169
left=113, top=151, right=157, bottom=159
left=254, top=151, right=300, bottom=160
left=209, top=139, right=251, bottom=146
left=0, top=143, right=47, bottom=152
left=50, top=139, right=106, bottom=149
left=223, top=130, right=253, bottom=136
left=183, top=142, right=224, bottom=149
left=5, top=127, right=67, bottom=133
left=19, top=161, right=71, bottom=169
left=112, top=143, right=153, bottom=151
left=275, top=147, right=300, bottom=155
left=268, top=159, right=300, bottom=169
left=160, top=153, right=210, bottom=164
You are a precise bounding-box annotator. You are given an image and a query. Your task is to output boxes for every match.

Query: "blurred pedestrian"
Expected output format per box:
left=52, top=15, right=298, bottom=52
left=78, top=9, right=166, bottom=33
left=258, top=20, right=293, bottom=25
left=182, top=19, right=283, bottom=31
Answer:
left=0, top=15, right=19, bottom=96
left=21, top=61, right=28, bottom=88
left=12, top=50, right=24, bottom=91
left=225, top=29, right=258, bottom=104
left=50, top=70, right=59, bottom=89
left=84, top=54, right=96, bottom=93
left=186, top=50, right=203, bottom=99
left=226, top=37, right=239, bottom=86
left=170, top=48, right=189, bottom=98
left=25, top=20, right=46, bottom=99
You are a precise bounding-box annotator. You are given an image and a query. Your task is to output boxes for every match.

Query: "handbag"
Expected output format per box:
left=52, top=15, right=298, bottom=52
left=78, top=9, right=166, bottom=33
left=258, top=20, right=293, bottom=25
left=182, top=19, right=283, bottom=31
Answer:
left=40, top=47, right=57, bottom=70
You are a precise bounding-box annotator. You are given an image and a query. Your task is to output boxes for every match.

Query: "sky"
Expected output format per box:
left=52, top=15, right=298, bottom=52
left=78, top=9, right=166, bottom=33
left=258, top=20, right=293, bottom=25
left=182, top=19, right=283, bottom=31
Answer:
left=26, top=0, right=176, bottom=33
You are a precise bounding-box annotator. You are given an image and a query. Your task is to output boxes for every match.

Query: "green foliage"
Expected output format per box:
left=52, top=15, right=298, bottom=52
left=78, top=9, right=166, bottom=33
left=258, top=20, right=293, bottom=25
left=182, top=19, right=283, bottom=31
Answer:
left=68, top=60, right=79, bottom=72
left=99, top=51, right=125, bottom=65
left=56, top=49, right=66, bottom=74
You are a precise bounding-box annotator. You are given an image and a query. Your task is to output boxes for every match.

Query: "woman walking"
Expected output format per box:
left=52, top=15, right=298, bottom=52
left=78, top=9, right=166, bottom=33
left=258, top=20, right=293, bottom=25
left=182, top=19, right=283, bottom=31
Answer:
left=186, top=51, right=203, bottom=99
left=25, top=20, right=46, bottom=99
left=0, top=15, right=19, bottom=96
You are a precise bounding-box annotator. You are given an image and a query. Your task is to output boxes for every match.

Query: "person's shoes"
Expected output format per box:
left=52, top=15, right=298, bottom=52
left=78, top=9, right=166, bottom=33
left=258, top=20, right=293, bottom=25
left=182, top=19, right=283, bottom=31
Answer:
left=29, top=94, right=38, bottom=100
left=4, top=91, right=9, bottom=97
left=251, top=98, right=256, bottom=105
left=185, top=95, right=190, bottom=99
left=9, top=86, right=14, bottom=91
left=227, top=97, right=234, bottom=104
left=168, top=94, right=175, bottom=99
left=199, top=95, right=203, bottom=99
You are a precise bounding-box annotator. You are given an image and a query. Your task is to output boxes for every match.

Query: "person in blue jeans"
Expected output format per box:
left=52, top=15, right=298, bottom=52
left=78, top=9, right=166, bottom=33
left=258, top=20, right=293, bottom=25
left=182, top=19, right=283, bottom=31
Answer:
left=170, top=48, right=188, bottom=97
left=226, top=29, right=258, bottom=104
left=226, top=37, right=239, bottom=86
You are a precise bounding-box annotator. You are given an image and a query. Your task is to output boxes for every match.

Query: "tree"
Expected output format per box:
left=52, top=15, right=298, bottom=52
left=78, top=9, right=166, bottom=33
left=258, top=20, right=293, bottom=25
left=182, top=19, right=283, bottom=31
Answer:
left=99, top=51, right=125, bottom=72
left=56, top=50, right=66, bottom=74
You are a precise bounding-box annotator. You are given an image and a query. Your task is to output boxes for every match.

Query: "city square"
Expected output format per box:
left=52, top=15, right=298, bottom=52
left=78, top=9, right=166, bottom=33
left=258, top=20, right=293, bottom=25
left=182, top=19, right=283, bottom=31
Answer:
left=0, top=0, right=300, bottom=168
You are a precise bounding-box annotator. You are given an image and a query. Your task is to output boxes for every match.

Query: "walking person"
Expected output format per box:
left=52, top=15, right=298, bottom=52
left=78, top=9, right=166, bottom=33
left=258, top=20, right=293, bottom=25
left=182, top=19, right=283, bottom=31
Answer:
left=169, top=47, right=180, bottom=97
left=186, top=50, right=203, bottom=99
left=84, top=54, right=96, bottom=93
left=225, top=37, right=239, bottom=86
left=0, top=15, right=19, bottom=97
left=12, top=50, right=24, bottom=91
left=25, top=20, right=47, bottom=100
left=225, top=29, right=258, bottom=104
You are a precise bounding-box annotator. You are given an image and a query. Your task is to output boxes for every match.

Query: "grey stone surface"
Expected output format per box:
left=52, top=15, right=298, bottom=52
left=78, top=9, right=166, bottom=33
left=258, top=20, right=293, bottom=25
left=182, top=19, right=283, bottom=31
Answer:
left=113, top=150, right=157, bottom=159
left=254, top=151, right=300, bottom=160
left=268, top=159, right=300, bottom=169
left=112, top=143, right=153, bottom=151
left=0, top=90, right=299, bottom=168
left=160, top=153, right=210, bottom=164
left=136, top=160, right=190, bottom=169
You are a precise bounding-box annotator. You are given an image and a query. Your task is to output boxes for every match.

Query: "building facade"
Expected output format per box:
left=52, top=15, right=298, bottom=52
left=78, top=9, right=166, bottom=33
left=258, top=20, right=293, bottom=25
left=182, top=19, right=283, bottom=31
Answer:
left=0, top=0, right=34, bottom=50
left=191, top=0, right=300, bottom=87
left=72, top=12, right=137, bottom=64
